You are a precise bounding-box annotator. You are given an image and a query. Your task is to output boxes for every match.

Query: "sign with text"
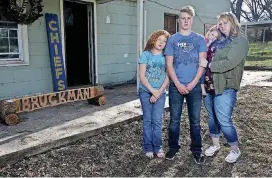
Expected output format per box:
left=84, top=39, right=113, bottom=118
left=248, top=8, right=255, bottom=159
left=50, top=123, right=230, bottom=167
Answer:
left=45, top=13, right=67, bottom=92
left=13, top=86, right=104, bottom=113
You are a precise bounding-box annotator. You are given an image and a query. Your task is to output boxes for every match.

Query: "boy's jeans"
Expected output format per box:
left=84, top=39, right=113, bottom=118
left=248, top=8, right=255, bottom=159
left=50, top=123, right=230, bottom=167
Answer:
left=203, top=89, right=238, bottom=146
left=139, top=90, right=166, bottom=153
left=168, top=82, right=202, bottom=154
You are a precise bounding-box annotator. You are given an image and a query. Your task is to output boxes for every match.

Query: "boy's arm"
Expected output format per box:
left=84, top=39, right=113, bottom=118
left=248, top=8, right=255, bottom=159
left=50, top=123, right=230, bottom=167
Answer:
left=166, top=55, right=180, bottom=86
left=187, top=52, right=207, bottom=90
left=186, top=37, right=208, bottom=91
left=159, top=72, right=169, bottom=93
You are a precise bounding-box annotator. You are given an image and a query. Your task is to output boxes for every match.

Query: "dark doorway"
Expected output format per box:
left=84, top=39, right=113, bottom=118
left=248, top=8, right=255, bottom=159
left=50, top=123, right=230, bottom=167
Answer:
left=164, top=14, right=178, bottom=35
left=64, top=0, right=94, bottom=87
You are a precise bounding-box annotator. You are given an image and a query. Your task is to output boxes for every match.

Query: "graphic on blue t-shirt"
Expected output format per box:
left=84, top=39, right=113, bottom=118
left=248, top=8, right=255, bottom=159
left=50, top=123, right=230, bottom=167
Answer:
left=164, top=32, right=207, bottom=85
left=138, top=51, right=166, bottom=92
left=146, top=61, right=164, bottom=82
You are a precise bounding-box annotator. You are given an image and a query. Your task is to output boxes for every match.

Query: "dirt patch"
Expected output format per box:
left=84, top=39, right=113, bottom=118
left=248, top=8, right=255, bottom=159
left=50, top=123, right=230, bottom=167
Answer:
left=0, top=86, right=272, bottom=177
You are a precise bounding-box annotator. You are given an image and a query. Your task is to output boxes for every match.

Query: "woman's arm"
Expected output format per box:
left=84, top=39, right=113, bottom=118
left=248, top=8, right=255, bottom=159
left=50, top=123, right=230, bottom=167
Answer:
left=211, top=36, right=249, bottom=73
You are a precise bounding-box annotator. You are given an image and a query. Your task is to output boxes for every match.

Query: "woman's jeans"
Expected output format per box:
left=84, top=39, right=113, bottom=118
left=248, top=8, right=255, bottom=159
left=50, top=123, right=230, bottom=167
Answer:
left=139, top=90, right=166, bottom=153
left=203, top=89, right=238, bottom=146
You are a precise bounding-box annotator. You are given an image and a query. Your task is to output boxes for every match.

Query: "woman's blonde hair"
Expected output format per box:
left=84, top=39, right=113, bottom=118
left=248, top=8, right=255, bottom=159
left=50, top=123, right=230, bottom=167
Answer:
left=205, top=25, right=221, bottom=39
left=217, top=12, right=241, bottom=37
left=144, top=30, right=170, bottom=51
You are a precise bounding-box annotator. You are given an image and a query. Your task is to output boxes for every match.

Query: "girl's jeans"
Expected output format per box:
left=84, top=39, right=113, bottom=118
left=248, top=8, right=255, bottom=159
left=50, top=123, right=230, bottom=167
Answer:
left=139, top=90, right=166, bottom=153
left=203, top=89, right=238, bottom=146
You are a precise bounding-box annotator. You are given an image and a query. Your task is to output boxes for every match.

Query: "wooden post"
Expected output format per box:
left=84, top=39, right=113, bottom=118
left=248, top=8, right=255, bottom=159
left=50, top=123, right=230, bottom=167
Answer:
left=87, top=96, right=106, bottom=106
left=0, top=100, right=20, bottom=125
left=137, top=0, right=144, bottom=93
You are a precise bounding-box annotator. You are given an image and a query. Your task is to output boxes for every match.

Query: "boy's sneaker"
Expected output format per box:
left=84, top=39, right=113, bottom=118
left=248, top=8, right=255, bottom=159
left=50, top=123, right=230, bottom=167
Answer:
left=165, top=149, right=178, bottom=160
left=205, top=145, right=221, bottom=156
left=225, top=149, right=241, bottom=163
left=193, top=153, right=205, bottom=165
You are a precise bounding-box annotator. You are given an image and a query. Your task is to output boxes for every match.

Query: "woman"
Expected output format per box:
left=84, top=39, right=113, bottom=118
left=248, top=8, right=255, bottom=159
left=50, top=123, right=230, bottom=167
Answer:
left=203, top=12, right=249, bottom=163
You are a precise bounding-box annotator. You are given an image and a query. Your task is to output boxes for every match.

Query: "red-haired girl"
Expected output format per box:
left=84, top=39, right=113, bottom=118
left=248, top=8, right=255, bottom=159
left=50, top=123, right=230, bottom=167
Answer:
left=138, top=30, right=170, bottom=158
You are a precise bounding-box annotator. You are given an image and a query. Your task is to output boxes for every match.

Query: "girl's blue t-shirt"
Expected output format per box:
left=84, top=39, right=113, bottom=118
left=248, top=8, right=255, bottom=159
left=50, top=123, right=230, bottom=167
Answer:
left=138, top=50, right=166, bottom=92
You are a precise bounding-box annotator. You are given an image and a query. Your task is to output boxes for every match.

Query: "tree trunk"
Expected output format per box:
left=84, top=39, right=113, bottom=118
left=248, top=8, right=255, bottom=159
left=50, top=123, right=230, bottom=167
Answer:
left=235, top=0, right=244, bottom=22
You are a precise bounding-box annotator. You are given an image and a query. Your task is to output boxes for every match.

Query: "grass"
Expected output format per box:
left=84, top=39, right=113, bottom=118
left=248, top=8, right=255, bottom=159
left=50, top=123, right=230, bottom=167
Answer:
left=245, top=58, right=272, bottom=67
left=245, top=41, right=272, bottom=67
left=248, top=42, right=272, bottom=57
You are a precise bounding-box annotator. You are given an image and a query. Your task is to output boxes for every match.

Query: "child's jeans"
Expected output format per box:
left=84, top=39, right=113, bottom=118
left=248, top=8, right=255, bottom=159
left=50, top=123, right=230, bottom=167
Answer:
left=139, top=90, right=166, bottom=153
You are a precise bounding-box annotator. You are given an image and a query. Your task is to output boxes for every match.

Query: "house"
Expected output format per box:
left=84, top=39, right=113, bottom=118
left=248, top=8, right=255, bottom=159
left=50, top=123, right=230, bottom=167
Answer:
left=0, top=0, right=230, bottom=100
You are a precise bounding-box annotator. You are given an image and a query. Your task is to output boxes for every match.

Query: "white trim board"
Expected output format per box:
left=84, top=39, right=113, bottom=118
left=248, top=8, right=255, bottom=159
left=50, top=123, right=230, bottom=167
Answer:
left=0, top=24, right=29, bottom=67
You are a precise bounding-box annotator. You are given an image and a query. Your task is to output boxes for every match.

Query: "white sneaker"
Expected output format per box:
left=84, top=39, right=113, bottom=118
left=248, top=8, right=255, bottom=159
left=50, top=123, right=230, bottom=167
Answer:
left=145, top=152, right=154, bottom=159
left=205, top=145, right=221, bottom=156
left=225, top=149, right=241, bottom=163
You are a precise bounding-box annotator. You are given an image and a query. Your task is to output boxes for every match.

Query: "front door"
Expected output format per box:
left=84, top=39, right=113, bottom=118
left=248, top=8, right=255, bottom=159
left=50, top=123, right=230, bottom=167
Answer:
left=164, top=14, right=178, bottom=35
left=63, top=0, right=95, bottom=87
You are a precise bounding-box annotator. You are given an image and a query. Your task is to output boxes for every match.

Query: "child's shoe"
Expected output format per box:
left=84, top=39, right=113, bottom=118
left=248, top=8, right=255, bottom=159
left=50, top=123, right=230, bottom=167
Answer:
left=156, top=148, right=165, bottom=158
left=145, top=152, right=154, bottom=159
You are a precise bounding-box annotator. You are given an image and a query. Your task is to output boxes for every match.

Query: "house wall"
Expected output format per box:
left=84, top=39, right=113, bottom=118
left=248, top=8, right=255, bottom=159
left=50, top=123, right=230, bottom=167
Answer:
left=96, top=1, right=137, bottom=85
left=0, top=0, right=60, bottom=99
left=0, top=0, right=138, bottom=99
left=145, top=0, right=231, bottom=38
left=0, top=0, right=229, bottom=99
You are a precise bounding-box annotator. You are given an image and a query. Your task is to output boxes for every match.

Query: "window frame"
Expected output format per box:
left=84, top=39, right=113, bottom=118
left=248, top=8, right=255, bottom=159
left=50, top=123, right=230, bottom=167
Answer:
left=0, top=22, right=29, bottom=67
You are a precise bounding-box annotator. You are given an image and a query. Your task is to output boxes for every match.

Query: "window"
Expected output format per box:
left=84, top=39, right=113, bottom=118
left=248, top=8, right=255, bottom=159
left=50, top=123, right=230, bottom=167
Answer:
left=0, top=2, right=29, bottom=66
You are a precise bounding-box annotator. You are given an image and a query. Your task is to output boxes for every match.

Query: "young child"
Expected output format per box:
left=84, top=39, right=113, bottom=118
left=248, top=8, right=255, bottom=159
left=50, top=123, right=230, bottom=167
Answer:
left=138, top=30, right=170, bottom=159
left=201, top=26, right=221, bottom=96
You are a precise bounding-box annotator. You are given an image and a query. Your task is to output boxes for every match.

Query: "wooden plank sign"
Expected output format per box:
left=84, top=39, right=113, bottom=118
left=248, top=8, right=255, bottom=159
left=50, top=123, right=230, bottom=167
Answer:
left=13, top=86, right=104, bottom=113
left=0, top=86, right=106, bottom=125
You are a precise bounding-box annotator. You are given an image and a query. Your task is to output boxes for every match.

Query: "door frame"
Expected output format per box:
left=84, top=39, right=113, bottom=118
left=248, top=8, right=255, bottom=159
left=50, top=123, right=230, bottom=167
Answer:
left=164, top=13, right=178, bottom=35
left=60, top=0, right=98, bottom=85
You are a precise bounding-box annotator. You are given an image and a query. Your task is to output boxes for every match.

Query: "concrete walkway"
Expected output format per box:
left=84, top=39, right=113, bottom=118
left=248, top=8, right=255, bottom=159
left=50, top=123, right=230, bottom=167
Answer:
left=0, top=71, right=271, bottom=165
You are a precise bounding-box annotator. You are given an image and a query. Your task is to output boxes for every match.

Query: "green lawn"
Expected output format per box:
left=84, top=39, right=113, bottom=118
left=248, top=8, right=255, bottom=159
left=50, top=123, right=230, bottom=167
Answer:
left=245, top=42, right=272, bottom=67
left=245, top=59, right=272, bottom=67
left=248, top=42, right=272, bottom=57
